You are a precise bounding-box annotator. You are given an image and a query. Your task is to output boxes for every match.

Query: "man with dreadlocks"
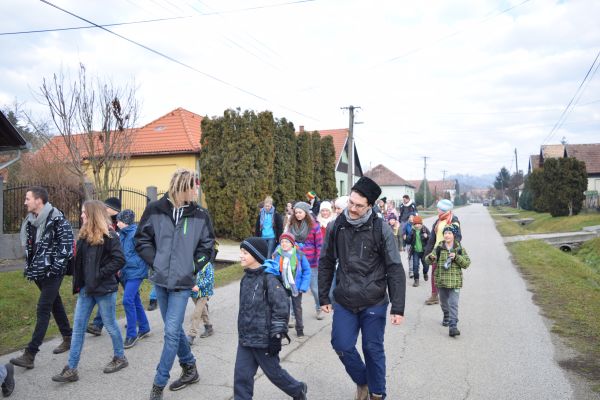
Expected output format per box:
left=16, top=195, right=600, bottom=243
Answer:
left=135, top=169, right=216, bottom=400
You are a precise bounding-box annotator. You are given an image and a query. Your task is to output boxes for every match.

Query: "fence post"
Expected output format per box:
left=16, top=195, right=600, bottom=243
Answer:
left=147, top=186, right=157, bottom=202
left=0, top=176, right=4, bottom=234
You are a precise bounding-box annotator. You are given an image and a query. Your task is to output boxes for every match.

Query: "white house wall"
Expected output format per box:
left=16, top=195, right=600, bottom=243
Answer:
left=381, top=186, right=416, bottom=203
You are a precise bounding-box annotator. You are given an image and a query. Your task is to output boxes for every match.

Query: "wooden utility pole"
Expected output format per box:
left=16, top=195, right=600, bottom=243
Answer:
left=341, top=105, right=360, bottom=195
left=423, top=156, right=428, bottom=208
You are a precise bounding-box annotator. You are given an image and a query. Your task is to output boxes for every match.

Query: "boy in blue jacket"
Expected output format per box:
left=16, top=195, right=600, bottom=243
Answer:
left=234, top=237, right=307, bottom=400
left=272, top=233, right=311, bottom=337
left=116, top=210, right=151, bottom=349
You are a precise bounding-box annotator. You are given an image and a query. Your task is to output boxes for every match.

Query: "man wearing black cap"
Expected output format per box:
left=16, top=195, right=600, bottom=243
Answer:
left=318, top=176, right=406, bottom=400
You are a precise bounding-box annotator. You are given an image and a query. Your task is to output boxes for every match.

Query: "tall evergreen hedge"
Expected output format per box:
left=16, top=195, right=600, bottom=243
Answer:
left=273, top=118, right=297, bottom=209
left=320, top=135, right=338, bottom=199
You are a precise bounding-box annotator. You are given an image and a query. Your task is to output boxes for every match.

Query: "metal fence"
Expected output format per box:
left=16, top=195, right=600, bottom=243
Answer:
left=92, top=187, right=150, bottom=224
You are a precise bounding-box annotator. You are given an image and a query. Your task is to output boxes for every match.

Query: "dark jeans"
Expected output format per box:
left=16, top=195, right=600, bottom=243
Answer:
left=291, top=293, right=304, bottom=332
left=411, top=251, right=428, bottom=280
left=331, top=303, right=387, bottom=397
left=233, top=345, right=304, bottom=399
left=28, top=275, right=72, bottom=354
left=264, top=238, right=276, bottom=259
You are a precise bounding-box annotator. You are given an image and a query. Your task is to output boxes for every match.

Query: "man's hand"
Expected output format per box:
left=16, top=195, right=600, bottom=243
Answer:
left=321, top=304, right=333, bottom=313
left=192, top=285, right=199, bottom=293
left=390, top=314, right=404, bottom=325
left=449, top=252, right=456, bottom=260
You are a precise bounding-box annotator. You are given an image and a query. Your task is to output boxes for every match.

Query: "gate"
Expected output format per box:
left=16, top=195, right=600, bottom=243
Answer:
left=93, top=187, right=150, bottom=223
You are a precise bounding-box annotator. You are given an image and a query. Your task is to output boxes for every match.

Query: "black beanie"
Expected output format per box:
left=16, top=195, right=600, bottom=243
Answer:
left=351, top=176, right=382, bottom=206
left=104, top=197, right=122, bottom=213
left=240, top=237, right=268, bottom=264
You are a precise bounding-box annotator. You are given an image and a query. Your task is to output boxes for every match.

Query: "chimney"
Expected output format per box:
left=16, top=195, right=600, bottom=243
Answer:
left=299, top=125, right=304, bottom=133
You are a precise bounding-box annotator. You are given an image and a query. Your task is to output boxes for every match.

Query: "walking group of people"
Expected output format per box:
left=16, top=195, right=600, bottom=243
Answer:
left=1, top=170, right=472, bottom=400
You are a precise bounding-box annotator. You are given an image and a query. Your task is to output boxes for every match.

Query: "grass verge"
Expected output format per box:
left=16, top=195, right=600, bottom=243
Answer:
left=489, top=206, right=600, bottom=236
left=507, top=240, right=600, bottom=391
left=0, top=262, right=242, bottom=356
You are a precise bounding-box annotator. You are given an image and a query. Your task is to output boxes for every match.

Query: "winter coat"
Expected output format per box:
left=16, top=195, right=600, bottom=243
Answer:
left=191, top=262, right=215, bottom=299
left=118, top=224, right=148, bottom=282
left=23, top=208, right=74, bottom=282
left=237, top=260, right=289, bottom=348
left=318, top=212, right=406, bottom=316
left=426, top=241, right=471, bottom=288
left=272, top=246, right=311, bottom=293
left=296, top=223, right=322, bottom=269
left=135, top=194, right=216, bottom=290
left=407, top=226, right=431, bottom=256
left=424, top=215, right=461, bottom=256
left=399, top=201, right=417, bottom=223
left=254, top=211, right=284, bottom=242
left=72, top=231, right=126, bottom=296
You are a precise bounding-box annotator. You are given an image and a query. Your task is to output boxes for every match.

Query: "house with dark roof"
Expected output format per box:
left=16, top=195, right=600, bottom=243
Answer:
left=0, top=110, right=30, bottom=179
left=363, top=164, right=415, bottom=202
left=407, top=179, right=459, bottom=202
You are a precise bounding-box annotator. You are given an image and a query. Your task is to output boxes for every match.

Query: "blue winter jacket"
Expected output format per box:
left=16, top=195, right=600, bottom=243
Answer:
left=272, top=246, right=311, bottom=293
left=119, top=224, right=148, bottom=282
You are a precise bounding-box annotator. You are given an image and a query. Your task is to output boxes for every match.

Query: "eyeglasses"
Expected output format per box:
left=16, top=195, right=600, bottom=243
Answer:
left=348, top=199, right=368, bottom=211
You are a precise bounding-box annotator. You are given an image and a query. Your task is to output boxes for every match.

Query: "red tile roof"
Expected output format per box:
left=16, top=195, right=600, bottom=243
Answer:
left=566, top=143, right=600, bottom=174
left=363, top=164, right=414, bottom=187
left=541, top=144, right=565, bottom=159
left=407, top=179, right=456, bottom=193
left=316, top=129, right=348, bottom=164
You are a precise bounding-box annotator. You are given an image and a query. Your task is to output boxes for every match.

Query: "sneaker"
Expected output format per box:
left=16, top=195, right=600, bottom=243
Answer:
left=408, top=270, right=414, bottom=279
left=1, top=364, right=14, bottom=396
left=9, top=349, right=35, bottom=369
left=86, top=324, right=102, bottom=336
left=316, top=310, right=324, bottom=320
left=412, top=279, right=419, bottom=287
left=187, top=335, right=195, bottom=346
left=355, top=384, right=369, bottom=400
left=293, top=382, right=308, bottom=400
left=442, top=318, right=450, bottom=327
left=288, top=317, right=296, bottom=328
left=147, top=299, right=158, bottom=311
left=168, top=363, right=199, bottom=391
left=423, top=273, right=429, bottom=281
left=51, top=366, right=79, bottom=383
left=296, top=329, right=304, bottom=338
left=138, top=330, right=151, bottom=340
left=103, top=356, right=128, bottom=373
left=124, top=336, right=138, bottom=349
left=53, top=336, right=71, bottom=354
left=449, top=327, right=461, bottom=337
left=149, top=384, right=164, bottom=400
left=370, top=394, right=384, bottom=400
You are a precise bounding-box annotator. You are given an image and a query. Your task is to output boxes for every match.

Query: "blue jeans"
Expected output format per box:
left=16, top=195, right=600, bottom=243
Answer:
left=91, top=280, right=124, bottom=329
left=411, top=252, right=428, bottom=280
left=0, top=364, right=6, bottom=383
left=123, top=279, right=150, bottom=339
left=310, top=268, right=320, bottom=310
left=331, top=303, right=388, bottom=398
left=264, top=238, right=275, bottom=259
left=149, top=284, right=157, bottom=301
left=153, top=285, right=195, bottom=387
left=69, top=287, right=124, bottom=369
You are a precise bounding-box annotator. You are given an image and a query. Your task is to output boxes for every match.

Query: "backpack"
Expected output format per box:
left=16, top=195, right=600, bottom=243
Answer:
left=330, top=213, right=385, bottom=259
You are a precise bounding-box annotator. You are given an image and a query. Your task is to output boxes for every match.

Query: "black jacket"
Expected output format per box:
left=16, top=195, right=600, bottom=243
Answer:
left=254, top=211, right=284, bottom=242
left=399, top=202, right=417, bottom=223
left=424, top=216, right=461, bottom=256
left=73, top=231, right=125, bottom=296
left=237, top=261, right=289, bottom=348
left=406, top=226, right=431, bottom=256
left=318, top=212, right=406, bottom=316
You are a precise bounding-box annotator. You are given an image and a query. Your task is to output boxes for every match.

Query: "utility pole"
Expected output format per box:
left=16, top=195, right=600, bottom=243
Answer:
left=442, top=170, right=447, bottom=182
left=423, top=156, right=428, bottom=209
left=514, top=148, right=519, bottom=175
left=341, top=105, right=360, bottom=195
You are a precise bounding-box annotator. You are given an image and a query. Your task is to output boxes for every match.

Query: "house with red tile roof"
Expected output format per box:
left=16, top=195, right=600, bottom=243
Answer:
left=363, top=164, right=415, bottom=204
left=298, top=126, right=363, bottom=196
left=407, top=179, right=459, bottom=202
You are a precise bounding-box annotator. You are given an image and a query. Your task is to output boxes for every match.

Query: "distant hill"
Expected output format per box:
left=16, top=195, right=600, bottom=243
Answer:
left=448, top=174, right=494, bottom=191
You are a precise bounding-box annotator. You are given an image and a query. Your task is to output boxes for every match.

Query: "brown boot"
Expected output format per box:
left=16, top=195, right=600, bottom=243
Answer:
left=355, top=384, right=369, bottom=400
left=199, top=324, right=214, bottom=338
left=425, top=293, right=439, bottom=305
left=370, top=394, right=383, bottom=400
left=53, top=336, right=71, bottom=354
left=10, top=349, right=35, bottom=369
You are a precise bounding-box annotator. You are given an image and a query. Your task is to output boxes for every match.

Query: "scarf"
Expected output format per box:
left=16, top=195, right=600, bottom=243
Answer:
left=259, top=206, right=275, bottom=228
left=289, top=220, right=310, bottom=243
left=344, top=207, right=373, bottom=227
left=438, top=210, right=453, bottom=225
left=317, top=214, right=334, bottom=229
left=277, top=247, right=299, bottom=296
left=20, top=202, right=54, bottom=247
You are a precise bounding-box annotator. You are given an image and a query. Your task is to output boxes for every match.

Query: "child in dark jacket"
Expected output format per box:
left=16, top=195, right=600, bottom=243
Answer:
left=272, top=233, right=311, bottom=337
left=187, top=261, right=215, bottom=344
left=234, top=237, right=307, bottom=400
left=116, top=210, right=151, bottom=349
left=407, top=215, right=430, bottom=287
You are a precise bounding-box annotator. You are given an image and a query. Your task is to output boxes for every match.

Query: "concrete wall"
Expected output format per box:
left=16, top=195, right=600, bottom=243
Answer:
left=0, top=233, right=23, bottom=259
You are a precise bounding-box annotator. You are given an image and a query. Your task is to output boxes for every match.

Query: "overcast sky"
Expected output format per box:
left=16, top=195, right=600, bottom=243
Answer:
left=1, top=0, right=599, bottom=182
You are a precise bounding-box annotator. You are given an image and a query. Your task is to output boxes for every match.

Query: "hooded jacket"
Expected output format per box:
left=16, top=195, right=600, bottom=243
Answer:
left=135, top=194, right=216, bottom=290
left=119, top=224, right=148, bottom=282
left=399, top=201, right=417, bottom=223
left=237, top=259, right=289, bottom=348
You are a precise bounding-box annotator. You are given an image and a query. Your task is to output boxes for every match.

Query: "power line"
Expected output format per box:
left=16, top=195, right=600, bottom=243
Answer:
left=191, top=0, right=316, bottom=16
left=38, top=0, right=318, bottom=121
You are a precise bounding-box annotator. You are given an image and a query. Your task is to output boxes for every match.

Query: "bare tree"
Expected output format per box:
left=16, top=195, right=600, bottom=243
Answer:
left=38, top=63, right=139, bottom=199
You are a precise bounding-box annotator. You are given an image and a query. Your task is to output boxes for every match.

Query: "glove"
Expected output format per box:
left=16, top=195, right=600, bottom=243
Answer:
left=267, top=334, right=282, bottom=357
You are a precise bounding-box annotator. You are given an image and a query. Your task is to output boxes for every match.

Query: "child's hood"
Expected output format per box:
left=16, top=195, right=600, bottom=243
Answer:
left=262, top=259, right=281, bottom=276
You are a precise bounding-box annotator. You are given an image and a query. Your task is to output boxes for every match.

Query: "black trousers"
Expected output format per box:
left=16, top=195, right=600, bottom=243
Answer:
left=28, top=275, right=72, bottom=354
left=233, top=345, right=303, bottom=399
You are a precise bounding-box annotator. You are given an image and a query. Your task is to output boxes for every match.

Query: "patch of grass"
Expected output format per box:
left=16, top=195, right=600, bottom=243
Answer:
left=507, top=240, right=600, bottom=389
left=489, top=207, right=600, bottom=236
left=0, top=262, right=243, bottom=356
left=574, top=238, right=600, bottom=274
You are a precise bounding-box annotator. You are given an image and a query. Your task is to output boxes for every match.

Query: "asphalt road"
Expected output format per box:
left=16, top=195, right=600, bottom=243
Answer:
left=0, top=204, right=580, bottom=399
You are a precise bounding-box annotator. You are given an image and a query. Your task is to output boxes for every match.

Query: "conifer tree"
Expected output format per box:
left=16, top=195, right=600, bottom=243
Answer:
left=295, top=131, right=314, bottom=200
left=311, top=131, right=322, bottom=196
left=273, top=118, right=296, bottom=208
left=320, top=134, right=338, bottom=199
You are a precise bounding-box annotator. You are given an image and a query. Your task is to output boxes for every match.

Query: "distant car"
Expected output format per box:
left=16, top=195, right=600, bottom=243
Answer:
left=483, top=200, right=490, bottom=206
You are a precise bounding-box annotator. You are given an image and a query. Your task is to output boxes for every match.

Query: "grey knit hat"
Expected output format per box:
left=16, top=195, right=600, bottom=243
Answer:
left=294, top=201, right=312, bottom=214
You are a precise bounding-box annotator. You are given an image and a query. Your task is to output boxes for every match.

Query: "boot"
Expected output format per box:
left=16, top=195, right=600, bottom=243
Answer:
left=168, top=362, right=199, bottom=391
left=423, top=273, right=429, bottom=281
left=103, top=356, right=129, bottom=373
left=199, top=324, right=213, bottom=338
left=86, top=323, right=102, bottom=336
left=53, top=336, right=71, bottom=354
left=296, top=329, right=304, bottom=338
left=355, top=384, right=369, bottom=400
left=449, top=326, right=461, bottom=337
left=293, top=382, right=308, bottom=400
left=9, top=349, right=35, bottom=369
left=370, top=395, right=384, bottom=400
left=147, top=299, right=158, bottom=311
left=442, top=313, right=450, bottom=327
left=425, top=293, right=439, bottom=305
left=1, top=364, right=14, bottom=397
left=51, top=366, right=79, bottom=383
left=149, top=384, right=164, bottom=400
left=412, top=279, right=419, bottom=287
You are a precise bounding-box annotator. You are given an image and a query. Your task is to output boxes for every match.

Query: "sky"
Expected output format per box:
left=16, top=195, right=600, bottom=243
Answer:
left=1, top=0, right=599, bottom=183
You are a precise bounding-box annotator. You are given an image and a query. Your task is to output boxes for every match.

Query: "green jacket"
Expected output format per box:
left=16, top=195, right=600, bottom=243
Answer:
left=426, top=242, right=471, bottom=288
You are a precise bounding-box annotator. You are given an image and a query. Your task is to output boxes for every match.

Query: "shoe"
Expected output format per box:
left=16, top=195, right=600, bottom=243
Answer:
left=449, top=327, right=461, bottom=337
left=51, top=366, right=79, bottom=383
left=187, top=335, right=195, bottom=346
left=412, top=279, right=419, bottom=287
left=425, top=293, right=439, bottom=305
left=355, top=384, right=369, bottom=400
left=370, top=394, right=384, bottom=400
left=138, top=330, right=151, bottom=340
left=442, top=313, right=450, bottom=327
left=199, top=324, right=214, bottom=338
left=124, top=336, right=139, bottom=349
left=293, top=382, right=308, bottom=400
left=169, top=362, right=199, bottom=391
left=9, top=349, right=35, bottom=369
left=316, top=310, right=324, bottom=320
left=424, top=273, right=429, bottom=281
left=53, top=336, right=71, bottom=354
left=147, top=299, right=158, bottom=311
left=103, top=356, right=128, bottom=373
left=1, top=364, right=14, bottom=397
left=149, top=384, right=164, bottom=400
left=288, top=317, right=295, bottom=328
left=296, top=329, right=304, bottom=338
left=408, top=271, right=414, bottom=279
left=86, top=324, right=102, bottom=336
